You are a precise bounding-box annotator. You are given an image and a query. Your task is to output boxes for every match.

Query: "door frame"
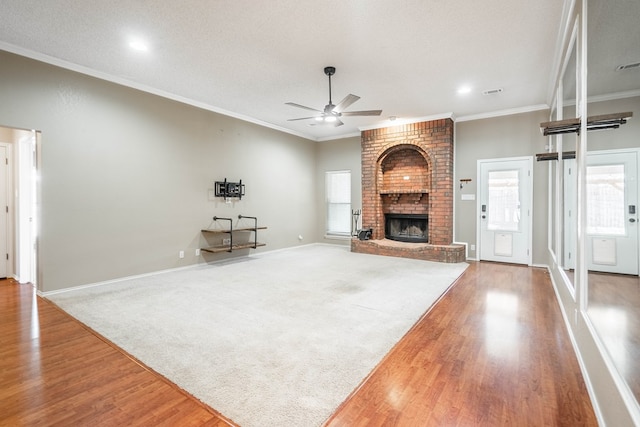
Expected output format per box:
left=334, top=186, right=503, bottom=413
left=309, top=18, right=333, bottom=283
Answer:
left=477, top=156, right=534, bottom=266
left=0, top=143, right=12, bottom=278
left=17, top=132, right=38, bottom=285
left=0, top=126, right=39, bottom=286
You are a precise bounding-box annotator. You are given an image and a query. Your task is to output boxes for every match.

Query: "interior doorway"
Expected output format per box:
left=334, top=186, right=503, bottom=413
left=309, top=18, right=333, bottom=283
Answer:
left=0, top=125, right=39, bottom=286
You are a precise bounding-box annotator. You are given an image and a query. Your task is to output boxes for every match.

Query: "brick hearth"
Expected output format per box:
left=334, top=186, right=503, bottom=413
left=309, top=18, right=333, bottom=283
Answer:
left=352, top=118, right=465, bottom=263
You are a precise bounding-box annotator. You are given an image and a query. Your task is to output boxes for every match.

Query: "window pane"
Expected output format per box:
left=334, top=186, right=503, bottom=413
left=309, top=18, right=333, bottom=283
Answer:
left=327, top=172, right=351, bottom=203
left=326, top=171, right=351, bottom=234
left=327, top=203, right=351, bottom=233
left=587, top=164, right=625, bottom=236
left=487, top=170, right=520, bottom=231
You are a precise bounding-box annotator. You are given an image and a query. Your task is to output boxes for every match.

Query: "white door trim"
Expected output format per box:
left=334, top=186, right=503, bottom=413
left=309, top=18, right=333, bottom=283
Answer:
left=0, top=143, right=13, bottom=279
left=18, top=132, right=37, bottom=284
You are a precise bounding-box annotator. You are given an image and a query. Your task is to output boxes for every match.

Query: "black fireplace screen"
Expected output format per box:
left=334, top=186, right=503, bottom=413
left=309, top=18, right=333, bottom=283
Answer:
left=385, top=214, right=428, bottom=243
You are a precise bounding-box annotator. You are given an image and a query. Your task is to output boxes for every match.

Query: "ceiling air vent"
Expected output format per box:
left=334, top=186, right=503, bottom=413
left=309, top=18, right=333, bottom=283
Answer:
left=616, top=62, right=640, bottom=71
left=482, top=88, right=503, bottom=95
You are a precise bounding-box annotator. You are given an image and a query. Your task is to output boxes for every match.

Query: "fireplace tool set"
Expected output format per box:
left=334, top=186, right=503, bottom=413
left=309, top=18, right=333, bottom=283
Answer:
left=352, top=209, right=372, bottom=240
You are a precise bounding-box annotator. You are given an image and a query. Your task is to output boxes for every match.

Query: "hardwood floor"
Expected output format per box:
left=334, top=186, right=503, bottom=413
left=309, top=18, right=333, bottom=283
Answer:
left=588, top=271, right=640, bottom=403
left=0, top=279, right=233, bottom=427
left=1, top=262, right=597, bottom=426
left=325, top=262, right=597, bottom=426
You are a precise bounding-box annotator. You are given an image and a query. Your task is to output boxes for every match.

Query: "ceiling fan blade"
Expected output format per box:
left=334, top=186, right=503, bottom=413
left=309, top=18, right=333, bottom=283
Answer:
left=333, top=94, right=360, bottom=113
left=309, top=118, right=344, bottom=127
left=287, top=116, right=320, bottom=121
left=285, top=102, right=322, bottom=113
left=341, top=109, right=383, bottom=116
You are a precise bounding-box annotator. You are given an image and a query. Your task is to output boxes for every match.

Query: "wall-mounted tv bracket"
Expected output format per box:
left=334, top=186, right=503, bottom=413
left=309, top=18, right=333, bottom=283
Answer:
left=215, top=178, right=245, bottom=200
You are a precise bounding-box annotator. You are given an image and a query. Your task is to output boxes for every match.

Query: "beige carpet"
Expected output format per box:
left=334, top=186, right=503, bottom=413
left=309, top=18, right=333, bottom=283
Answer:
left=47, top=244, right=468, bottom=427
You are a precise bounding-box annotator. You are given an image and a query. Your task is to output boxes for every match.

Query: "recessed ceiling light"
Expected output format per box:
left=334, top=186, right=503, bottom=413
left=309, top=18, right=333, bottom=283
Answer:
left=457, top=85, right=472, bottom=95
left=129, top=38, right=149, bottom=52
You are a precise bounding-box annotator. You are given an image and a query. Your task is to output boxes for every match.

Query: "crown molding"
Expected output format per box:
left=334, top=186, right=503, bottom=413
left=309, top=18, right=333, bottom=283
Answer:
left=0, top=42, right=317, bottom=142
left=456, top=104, right=549, bottom=122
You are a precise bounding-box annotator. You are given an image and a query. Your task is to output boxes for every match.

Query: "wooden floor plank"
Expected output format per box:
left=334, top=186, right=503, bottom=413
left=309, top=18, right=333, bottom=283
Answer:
left=588, top=271, right=640, bottom=402
left=325, top=262, right=597, bottom=426
left=0, top=279, right=234, bottom=427
left=0, top=261, right=598, bottom=426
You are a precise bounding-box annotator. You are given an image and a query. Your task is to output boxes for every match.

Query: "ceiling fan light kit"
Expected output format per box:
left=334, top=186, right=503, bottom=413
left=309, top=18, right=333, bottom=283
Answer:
left=286, top=66, right=382, bottom=127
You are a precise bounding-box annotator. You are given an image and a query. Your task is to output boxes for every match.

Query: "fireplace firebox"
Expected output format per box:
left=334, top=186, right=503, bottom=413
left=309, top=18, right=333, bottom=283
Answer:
left=385, top=214, right=428, bottom=243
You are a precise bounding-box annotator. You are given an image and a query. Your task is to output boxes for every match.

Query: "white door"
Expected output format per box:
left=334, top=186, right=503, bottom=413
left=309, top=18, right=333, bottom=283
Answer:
left=0, top=145, right=7, bottom=278
left=479, top=157, right=533, bottom=265
left=585, top=150, right=638, bottom=275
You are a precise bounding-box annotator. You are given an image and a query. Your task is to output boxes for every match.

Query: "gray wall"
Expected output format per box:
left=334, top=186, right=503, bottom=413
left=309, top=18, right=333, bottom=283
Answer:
left=315, top=135, right=361, bottom=245
left=588, top=96, right=639, bottom=151
left=0, top=50, right=317, bottom=292
left=1, top=44, right=610, bottom=292
left=454, top=110, right=550, bottom=264
left=313, top=110, right=552, bottom=263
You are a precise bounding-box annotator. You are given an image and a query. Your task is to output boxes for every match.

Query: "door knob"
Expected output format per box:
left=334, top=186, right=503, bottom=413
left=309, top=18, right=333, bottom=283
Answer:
left=630, top=218, right=636, bottom=223
left=481, top=215, right=486, bottom=219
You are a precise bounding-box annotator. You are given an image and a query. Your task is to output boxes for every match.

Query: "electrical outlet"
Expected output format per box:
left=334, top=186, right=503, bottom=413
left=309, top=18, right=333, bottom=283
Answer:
left=179, top=250, right=184, bottom=259
left=222, top=238, right=231, bottom=245
left=470, top=244, right=475, bottom=251
left=195, top=249, right=201, bottom=256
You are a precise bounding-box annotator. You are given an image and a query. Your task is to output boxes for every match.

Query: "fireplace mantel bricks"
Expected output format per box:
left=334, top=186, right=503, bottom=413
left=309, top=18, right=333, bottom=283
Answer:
left=352, top=118, right=465, bottom=263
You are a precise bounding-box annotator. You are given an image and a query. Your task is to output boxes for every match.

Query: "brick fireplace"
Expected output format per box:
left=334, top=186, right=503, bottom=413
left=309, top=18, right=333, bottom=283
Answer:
left=351, top=118, right=465, bottom=263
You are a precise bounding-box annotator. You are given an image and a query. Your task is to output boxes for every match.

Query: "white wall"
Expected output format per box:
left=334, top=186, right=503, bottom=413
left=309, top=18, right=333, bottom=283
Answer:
left=0, top=50, right=317, bottom=292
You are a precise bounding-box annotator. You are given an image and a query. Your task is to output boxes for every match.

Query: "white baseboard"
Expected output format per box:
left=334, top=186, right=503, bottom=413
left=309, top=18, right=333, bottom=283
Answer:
left=40, top=243, right=344, bottom=297
left=531, top=263, right=549, bottom=269
left=40, top=263, right=209, bottom=297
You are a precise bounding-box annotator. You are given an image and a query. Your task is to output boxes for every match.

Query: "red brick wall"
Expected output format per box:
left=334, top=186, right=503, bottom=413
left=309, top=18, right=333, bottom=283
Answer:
left=382, top=193, right=429, bottom=215
left=360, top=118, right=454, bottom=245
left=351, top=238, right=465, bottom=263
left=381, top=148, right=430, bottom=193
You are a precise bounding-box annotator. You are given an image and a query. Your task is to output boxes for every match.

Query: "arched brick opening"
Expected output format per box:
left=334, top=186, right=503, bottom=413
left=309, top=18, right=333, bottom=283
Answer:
left=352, top=118, right=465, bottom=263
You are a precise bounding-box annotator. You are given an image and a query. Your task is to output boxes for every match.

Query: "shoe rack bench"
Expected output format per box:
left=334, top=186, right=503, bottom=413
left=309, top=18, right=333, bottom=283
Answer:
left=201, top=215, right=266, bottom=253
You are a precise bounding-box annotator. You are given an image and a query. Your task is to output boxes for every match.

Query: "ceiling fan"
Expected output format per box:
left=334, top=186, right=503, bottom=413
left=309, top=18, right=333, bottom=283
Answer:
left=286, top=66, right=382, bottom=127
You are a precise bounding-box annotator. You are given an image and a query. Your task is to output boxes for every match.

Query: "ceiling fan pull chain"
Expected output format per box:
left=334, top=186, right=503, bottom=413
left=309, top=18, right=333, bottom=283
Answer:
left=328, top=72, right=332, bottom=106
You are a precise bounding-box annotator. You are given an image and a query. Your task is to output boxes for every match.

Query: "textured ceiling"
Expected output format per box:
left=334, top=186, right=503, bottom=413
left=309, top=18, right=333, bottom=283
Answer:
left=0, top=0, right=628, bottom=141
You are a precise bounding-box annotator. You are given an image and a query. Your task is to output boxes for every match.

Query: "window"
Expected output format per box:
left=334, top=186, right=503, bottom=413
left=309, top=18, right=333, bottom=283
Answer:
left=326, top=171, right=351, bottom=235
left=487, top=169, right=521, bottom=232
left=587, top=164, right=625, bottom=236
